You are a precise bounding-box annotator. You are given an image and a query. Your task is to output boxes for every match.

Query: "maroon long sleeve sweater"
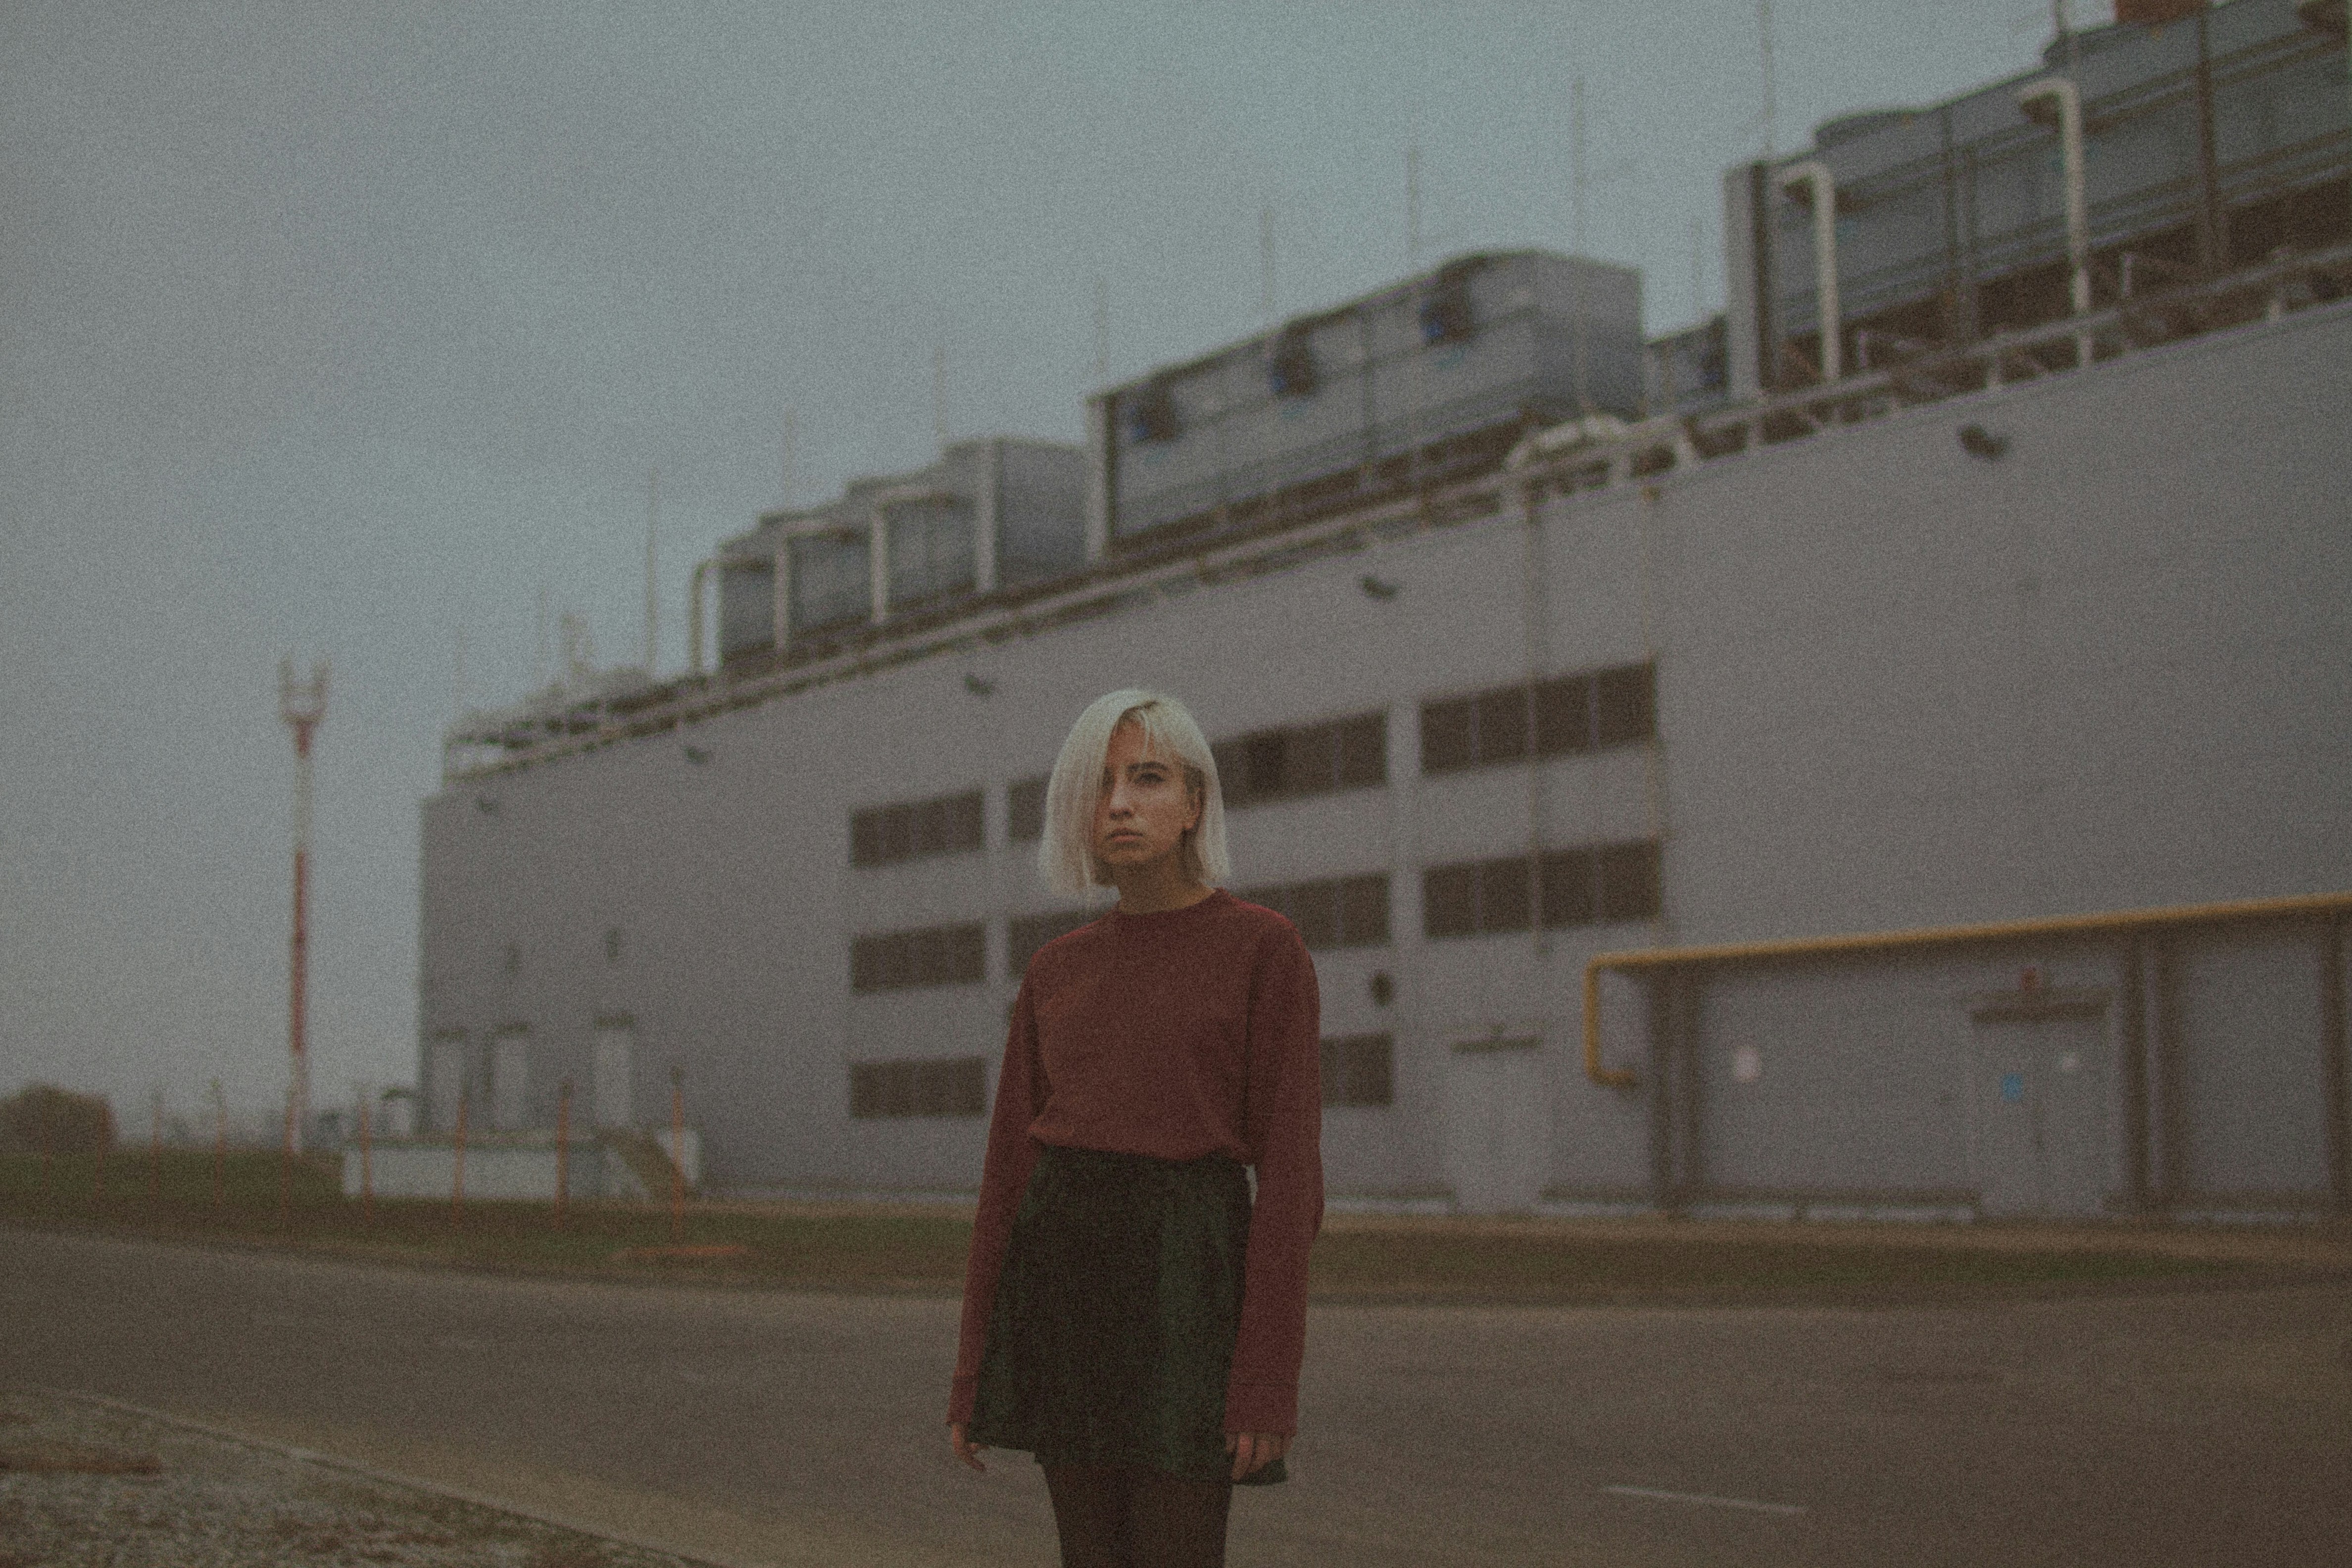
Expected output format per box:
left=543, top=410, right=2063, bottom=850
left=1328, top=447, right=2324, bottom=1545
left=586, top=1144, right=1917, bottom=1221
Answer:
left=949, top=889, right=1324, bottom=1436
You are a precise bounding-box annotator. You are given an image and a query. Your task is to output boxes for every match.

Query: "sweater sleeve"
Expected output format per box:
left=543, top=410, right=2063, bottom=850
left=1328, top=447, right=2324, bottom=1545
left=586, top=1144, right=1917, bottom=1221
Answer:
left=1223, top=925, right=1324, bottom=1435
left=948, top=978, right=1046, bottom=1426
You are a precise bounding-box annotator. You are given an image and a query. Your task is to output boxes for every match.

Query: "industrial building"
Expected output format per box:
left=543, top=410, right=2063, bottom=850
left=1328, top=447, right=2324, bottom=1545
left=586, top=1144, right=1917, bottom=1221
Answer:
left=423, top=0, right=2351, bottom=1219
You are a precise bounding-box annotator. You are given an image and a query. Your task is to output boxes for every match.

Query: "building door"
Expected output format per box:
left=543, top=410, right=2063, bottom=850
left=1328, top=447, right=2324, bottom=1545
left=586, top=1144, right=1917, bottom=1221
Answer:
left=427, top=1034, right=465, bottom=1134
left=593, top=1021, right=635, bottom=1129
left=1445, top=1037, right=1548, bottom=1214
left=491, top=1030, right=531, bottom=1130
left=1971, top=1000, right=2111, bottom=1218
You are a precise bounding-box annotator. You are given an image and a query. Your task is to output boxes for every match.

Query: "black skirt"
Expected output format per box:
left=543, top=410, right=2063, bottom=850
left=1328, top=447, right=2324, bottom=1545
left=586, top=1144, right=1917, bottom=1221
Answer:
left=968, top=1143, right=1287, bottom=1486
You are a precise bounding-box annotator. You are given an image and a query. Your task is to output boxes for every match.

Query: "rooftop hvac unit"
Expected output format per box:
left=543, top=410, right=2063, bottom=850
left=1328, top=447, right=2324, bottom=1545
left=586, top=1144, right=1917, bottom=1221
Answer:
left=1268, top=324, right=1320, bottom=398
left=707, top=438, right=1088, bottom=666
left=1721, top=0, right=2349, bottom=398
left=1418, top=258, right=1484, bottom=345
left=1096, top=250, right=1645, bottom=545
left=2116, top=0, right=2206, bottom=23
left=1126, top=379, right=1180, bottom=443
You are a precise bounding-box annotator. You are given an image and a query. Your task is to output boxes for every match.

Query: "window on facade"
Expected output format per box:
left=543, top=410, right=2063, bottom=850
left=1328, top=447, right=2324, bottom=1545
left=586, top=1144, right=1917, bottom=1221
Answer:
left=1422, top=864, right=1477, bottom=938
left=850, top=923, right=987, bottom=992
left=1429, top=841, right=1661, bottom=938
left=1593, top=663, right=1657, bottom=748
left=849, top=1057, right=987, bottom=1119
left=1006, top=776, right=1048, bottom=843
left=1212, top=711, right=1386, bottom=809
left=1421, top=660, right=1657, bottom=776
left=1421, top=859, right=1532, bottom=938
left=1595, top=840, right=1663, bottom=922
left=1481, top=858, right=1533, bottom=932
left=850, top=789, right=985, bottom=867
left=1419, top=699, right=1476, bottom=774
left=1007, top=909, right=1092, bottom=978
left=1242, top=874, right=1390, bottom=951
left=1533, top=676, right=1592, bottom=755
left=1473, top=687, right=1529, bottom=764
left=1538, top=848, right=1596, bottom=928
left=1321, top=1034, right=1395, bottom=1108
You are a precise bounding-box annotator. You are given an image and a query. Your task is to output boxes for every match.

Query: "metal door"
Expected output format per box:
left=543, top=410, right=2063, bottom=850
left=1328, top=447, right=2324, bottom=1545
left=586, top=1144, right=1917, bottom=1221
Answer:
left=1971, top=1001, right=2111, bottom=1218
left=491, top=1032, right=530, bottom=1130
left=1445, top=1037, right=1548, bottom=1214
left=593, top=1022, right=635, bottom=1129
left=427, top=1034, right=465, bottom=1133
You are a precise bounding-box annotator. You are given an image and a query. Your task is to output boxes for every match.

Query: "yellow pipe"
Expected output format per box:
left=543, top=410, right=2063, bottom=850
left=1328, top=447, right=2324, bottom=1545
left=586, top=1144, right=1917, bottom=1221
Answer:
left=1582, top=889, right=2352, bottom=1090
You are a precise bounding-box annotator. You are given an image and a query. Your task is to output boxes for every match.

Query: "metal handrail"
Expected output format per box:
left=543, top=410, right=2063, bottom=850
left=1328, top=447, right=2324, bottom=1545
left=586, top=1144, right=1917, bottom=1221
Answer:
left=1581, top=889, right=2352, bottom=1089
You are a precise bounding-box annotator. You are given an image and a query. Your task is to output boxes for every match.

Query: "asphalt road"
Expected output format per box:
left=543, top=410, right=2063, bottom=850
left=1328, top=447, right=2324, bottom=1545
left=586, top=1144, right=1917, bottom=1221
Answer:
left=4, top=1227, right=2348, bottom=1567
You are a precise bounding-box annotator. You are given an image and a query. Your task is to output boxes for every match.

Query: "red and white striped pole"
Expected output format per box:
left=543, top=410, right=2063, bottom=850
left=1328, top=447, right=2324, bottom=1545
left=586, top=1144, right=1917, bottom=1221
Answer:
left=279, top=658, right=328, bottom=1161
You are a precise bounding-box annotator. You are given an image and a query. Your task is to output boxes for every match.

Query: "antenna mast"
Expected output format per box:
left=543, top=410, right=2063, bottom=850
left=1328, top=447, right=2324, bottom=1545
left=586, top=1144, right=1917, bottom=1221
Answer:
left=1405, top=145, right=1422, bottom=268
left=1260, top=204, right=1277, bottom=329
left=1690, top=212, right=1707, bottom=326
left=931, top=346, right=948, bottom=454
left=1093, top=278, right=1110, bottom=383
left=1571, top=75, right=1592, bottom=413
left=277, top=656, right=328, bottom=1160
left=644, top=469, right=659, bottom=677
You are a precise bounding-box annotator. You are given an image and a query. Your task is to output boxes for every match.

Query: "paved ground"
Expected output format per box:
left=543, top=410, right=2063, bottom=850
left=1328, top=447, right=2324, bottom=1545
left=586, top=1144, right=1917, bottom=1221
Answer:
left=4, top=1226, right=2348, bottom=1566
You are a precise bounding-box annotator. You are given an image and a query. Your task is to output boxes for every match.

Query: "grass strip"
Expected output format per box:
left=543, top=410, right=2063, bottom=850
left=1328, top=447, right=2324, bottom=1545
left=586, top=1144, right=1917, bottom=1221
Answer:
left=0, top=1151, right=2263, bottom=1306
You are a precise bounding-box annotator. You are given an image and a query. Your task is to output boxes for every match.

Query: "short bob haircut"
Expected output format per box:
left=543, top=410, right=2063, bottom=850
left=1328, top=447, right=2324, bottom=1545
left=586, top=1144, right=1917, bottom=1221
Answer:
left=1039, top=689, right=1231, bottom=897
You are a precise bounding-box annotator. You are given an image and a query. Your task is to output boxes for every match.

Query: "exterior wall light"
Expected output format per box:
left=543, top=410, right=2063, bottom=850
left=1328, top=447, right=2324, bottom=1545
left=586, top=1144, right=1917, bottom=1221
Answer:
left=1958, top=424, right=2010, bottom=461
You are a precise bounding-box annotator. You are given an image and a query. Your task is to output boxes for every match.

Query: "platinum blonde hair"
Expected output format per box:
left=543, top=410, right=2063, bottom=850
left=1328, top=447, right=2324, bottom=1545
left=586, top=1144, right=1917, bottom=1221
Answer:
left=1038, top=689, right=1230, bottom=896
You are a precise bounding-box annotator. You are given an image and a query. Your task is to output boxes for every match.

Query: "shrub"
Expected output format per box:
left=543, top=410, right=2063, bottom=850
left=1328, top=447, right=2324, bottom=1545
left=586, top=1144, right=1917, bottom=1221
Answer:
left=0, top=1083, right=115, bottom=1155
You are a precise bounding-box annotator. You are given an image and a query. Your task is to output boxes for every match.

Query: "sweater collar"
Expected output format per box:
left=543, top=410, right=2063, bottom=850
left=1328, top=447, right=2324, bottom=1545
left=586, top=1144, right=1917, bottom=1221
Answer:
left=1107, top=887, right=1230, bottom=929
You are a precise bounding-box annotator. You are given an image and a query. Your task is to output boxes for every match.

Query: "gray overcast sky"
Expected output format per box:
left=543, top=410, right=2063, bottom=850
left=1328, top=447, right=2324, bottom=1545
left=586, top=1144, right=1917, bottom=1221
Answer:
left=1, top=0, right=2072, bottom=1123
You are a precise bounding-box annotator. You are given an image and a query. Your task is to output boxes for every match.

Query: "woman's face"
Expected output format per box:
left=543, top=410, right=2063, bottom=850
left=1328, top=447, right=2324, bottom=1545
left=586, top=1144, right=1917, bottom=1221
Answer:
left=1091, top=721, right=1202, bottom=881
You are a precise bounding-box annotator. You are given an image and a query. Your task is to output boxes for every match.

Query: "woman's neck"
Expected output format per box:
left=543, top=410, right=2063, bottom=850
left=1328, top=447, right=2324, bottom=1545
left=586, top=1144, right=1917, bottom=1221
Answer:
left=1112, top=859, right=1214, bottom=915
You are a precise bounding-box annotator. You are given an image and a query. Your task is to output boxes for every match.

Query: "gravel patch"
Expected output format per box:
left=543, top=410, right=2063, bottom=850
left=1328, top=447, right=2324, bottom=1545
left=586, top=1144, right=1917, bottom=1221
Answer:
left=0, top=1391, right=711, bottom=1568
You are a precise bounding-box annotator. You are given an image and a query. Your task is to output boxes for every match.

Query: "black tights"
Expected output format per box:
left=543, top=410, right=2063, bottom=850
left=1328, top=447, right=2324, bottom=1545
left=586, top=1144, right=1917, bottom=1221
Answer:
left=1042, top=1463, right=1233, bottom=1568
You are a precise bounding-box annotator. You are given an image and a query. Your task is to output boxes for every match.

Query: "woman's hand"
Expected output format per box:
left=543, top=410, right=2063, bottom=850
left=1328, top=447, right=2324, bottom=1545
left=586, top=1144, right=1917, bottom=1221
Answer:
left=948, top=1422, right=987, bottom=1472
left=1224, top=1430, right=1291, bottom=1481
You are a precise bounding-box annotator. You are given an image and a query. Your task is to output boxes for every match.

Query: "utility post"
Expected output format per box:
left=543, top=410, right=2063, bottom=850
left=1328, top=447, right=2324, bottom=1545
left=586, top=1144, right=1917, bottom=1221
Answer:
left=668, top=1065, right=686, bottom=1245
left=278, top=658, right=329, bottom=1162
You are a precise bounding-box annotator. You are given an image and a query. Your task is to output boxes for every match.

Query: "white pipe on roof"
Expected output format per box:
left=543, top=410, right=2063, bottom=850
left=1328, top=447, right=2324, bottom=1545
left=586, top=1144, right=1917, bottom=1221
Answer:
left=865, top=486, right=957, bottom=624
left=2017, top=77, right=2092, bottom=317
left=1780, top=160, right=1841, bottom=383
left=771, top=529, right=792, bottom=652
left=687, top=559, right=713, bottom=677
left=975, top=439, right=1000, bottom=595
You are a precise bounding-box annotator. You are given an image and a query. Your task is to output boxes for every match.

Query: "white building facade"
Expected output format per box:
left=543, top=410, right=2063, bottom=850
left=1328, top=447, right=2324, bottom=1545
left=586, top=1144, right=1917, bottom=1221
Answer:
left=421, top=2, right=2352, bottom=1217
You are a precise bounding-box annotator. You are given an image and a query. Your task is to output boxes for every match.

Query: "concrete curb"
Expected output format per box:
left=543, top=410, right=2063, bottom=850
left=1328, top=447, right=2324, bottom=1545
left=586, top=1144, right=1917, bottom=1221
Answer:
left=44, top=1388, right=768, bottom=1568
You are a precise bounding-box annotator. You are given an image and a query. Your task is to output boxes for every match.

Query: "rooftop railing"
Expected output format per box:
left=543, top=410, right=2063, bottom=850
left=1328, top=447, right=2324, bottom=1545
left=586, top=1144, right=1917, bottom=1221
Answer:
left=443, top=241, right=2352, bottom=784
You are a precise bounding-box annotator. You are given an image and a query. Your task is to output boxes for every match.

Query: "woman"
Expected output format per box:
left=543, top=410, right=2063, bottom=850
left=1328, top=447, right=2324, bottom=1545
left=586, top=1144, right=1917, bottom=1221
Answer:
left=948, top=689, right=1323, bottom=1568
